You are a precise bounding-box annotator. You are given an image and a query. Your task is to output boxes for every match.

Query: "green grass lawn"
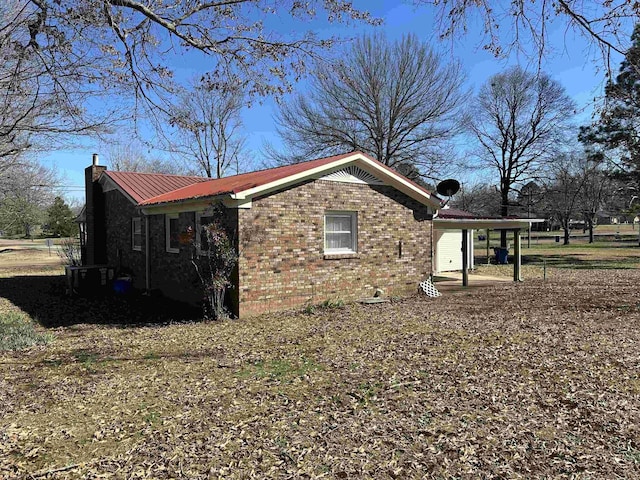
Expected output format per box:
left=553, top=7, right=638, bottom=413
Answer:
left=474, top=232, right=640, bottom=271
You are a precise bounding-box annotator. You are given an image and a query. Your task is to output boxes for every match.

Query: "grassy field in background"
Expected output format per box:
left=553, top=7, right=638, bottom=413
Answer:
left=472, top=223, right=640, bottom=271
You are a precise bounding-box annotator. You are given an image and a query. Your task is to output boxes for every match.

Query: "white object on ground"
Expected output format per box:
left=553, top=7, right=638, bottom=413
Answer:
left=419, top=278, right=441, bottom=297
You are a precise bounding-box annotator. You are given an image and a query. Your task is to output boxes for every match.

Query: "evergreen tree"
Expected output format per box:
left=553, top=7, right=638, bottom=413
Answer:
left=579, top=23, right=640, bottom=195
left=46, top=197, right=77, bottom=237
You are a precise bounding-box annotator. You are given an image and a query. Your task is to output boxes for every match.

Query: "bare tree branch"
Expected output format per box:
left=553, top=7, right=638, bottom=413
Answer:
left=0, top=1, right=380, bottom=168
left=271, top=33, right=468, bottom=181
left=468, top=66, right=576, bottom=245
left=416, top=0, right=637, bottom=75
left=165, top=82, right=247, bottom=178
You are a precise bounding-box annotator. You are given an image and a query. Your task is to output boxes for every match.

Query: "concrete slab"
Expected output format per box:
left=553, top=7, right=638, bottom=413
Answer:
left=433, top=272, right=512, bottom=293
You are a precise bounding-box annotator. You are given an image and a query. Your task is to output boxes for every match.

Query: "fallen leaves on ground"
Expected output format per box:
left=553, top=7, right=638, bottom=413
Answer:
left=1, top=268, right=640, bottom=479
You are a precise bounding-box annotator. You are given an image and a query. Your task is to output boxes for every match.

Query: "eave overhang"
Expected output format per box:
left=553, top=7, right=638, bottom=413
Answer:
left=138, top=152, right=440, bottom=212
left=226, top=153, right=440, bottom=209
left=433, top=218, right=545, bottom=231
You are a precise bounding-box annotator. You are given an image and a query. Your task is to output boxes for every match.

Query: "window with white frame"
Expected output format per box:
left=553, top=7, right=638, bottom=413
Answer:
left=324, top=211, right=357, bottom=254
left=132, top=217, right=142, bottom=251
left=165, top=213, right=180, bottom=253
left=195, top=212, right=216, bottom=254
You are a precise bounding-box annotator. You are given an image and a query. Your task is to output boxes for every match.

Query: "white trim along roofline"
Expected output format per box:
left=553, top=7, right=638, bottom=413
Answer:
left=139, top=195, right=243, bottom=215
left=433, top=218, right=546, bottom=231
left=140, top=152, right=440, bottom=214
left=229, top=153, right=440, bottom=209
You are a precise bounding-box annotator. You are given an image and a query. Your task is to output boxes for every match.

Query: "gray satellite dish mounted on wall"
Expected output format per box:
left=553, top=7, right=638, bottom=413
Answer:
left=436, top=179, right=460, bottom=206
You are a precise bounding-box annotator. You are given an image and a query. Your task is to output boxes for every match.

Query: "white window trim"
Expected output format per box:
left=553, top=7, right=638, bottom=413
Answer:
left=132, top=217, right=142, bottom=251
left=165, top=213, right=180, bottom=254
left=195, top=211, right=214, bottom=255
left=324, top=211, right=358, bottom=254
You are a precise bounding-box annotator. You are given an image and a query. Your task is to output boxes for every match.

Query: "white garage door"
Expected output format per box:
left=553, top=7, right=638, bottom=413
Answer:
left=435, top=230, right=474, bottom=273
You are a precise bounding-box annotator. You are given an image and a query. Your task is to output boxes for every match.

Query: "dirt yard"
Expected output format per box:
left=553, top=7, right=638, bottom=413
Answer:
left=1, top=250, right=640, bottom=478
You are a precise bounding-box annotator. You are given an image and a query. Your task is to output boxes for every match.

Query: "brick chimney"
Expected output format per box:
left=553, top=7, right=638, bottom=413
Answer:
left=84, top=153, right=107, bottom=265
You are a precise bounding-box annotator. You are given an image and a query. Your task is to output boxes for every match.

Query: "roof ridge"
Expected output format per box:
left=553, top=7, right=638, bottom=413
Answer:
left=139, top=151, right=371, bottom=206
left=107, top=170, right=206, bottom=179
left=190, top=151, right=369, bottom=186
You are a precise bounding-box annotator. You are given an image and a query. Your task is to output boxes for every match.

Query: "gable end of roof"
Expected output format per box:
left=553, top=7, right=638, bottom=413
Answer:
left=137, top=151, right=441, bottom=210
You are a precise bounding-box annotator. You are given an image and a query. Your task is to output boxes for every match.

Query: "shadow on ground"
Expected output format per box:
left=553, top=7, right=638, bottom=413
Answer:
left=521, top=254, right=640, bottom=269
left=0, top=273, right=203, bottom=328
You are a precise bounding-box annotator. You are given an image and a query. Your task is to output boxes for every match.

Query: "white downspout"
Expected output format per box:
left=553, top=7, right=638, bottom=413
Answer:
left=145, top=215, right=150, bottom=292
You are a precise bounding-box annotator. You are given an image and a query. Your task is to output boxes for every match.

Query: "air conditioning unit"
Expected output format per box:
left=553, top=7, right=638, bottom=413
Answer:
left=65, top=265, right=115, bottom=295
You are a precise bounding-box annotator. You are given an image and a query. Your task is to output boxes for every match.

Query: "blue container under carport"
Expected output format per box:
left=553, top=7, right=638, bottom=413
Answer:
left=493, top=247, right=509, bottom=264
left=113, top=276, right=133, bottom=295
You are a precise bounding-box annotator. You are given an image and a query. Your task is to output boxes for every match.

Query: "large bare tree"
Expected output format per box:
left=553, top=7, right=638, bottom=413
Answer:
left=541, top=153, right=588, bottom=245
left=577, top=160, right=611, bottom=243
left=0, top=1, right=378, bottom=165
left=469, top=66, right=575, bottom=245
left=272, top=33, right=468, bottom=179
left=168, top=83, right=247, bottom=178
left=416, top=0, right=638, bottom=71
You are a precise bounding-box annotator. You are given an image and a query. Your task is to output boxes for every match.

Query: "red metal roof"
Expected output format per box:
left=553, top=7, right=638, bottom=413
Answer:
left=437, top=208, right=526, bottom=221
left=139, top=151, right=435, bottom=206
left=103, top=171, right=207, bottom=204
left=437, top=208, right=482, bottom=219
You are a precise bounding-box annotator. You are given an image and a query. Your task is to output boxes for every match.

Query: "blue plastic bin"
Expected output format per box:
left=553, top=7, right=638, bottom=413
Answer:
left=493, top=247, right=509, bottom=264
left=113, top=276, right=132, bottom=295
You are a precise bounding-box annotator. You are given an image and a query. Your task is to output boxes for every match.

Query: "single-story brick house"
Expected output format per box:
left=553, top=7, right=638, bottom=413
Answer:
left=83, top=151, right=445, bottom=317
left=82, top=150, right=539, bottom=316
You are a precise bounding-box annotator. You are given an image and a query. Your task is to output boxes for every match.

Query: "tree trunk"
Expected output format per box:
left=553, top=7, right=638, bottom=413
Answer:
left=588, top=221, right=594, bottom=243
left=563, top=227, right=570, bottom=245
left=500, top=187, right=509, bottom=248
left=500, top=230, right=507, bottom=248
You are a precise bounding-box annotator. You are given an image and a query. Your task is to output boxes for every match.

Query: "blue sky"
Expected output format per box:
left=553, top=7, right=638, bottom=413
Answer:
left=40, top=1, right=619, bottom=202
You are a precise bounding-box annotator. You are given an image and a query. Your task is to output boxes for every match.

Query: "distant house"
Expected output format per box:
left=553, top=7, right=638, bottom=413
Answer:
left=83, top=151, right=445, bottom=317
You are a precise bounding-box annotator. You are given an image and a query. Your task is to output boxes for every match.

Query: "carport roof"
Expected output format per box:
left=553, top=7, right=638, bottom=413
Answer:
left=434, top=209, right=544, bottom=230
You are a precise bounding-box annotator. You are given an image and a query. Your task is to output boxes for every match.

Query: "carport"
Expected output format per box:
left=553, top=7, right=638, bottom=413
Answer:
left=433, top=210, right=544, bottom=287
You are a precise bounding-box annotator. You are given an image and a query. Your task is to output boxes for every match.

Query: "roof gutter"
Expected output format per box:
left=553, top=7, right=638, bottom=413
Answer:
left=145, top=215, right=150, bottom=292
left=433, top=218, right=545, bottom=230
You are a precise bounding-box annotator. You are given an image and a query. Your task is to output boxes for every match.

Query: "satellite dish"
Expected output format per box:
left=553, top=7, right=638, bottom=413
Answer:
left=436, top=178, right=460, bottom=197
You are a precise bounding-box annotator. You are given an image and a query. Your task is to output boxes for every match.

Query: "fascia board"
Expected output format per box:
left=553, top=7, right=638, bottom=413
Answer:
left=98, top=173, right=138, bottom=206
left=230, top=153, right=440, bottom=208
left=138, top=195, right=255, bottom=215
left=433, top=218, right=545, bottom=230
left=139, top=197, right=217, bottom=215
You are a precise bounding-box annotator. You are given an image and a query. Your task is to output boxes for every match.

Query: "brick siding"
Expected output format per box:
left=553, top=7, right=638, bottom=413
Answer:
left=237, top=179, right=432, bottom=317
left=103, top=190, right=237, bottom=309
left=104, top=190, right=199, bottom=296
left=104, top=190, right=146, bottom=288
left=100, top=179, right=432, bottom=318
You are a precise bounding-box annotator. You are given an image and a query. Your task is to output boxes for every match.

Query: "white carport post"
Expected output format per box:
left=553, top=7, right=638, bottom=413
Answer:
left=461, top=229, right=469, bottom=287
left=513, top=228, right=522, bottom=282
